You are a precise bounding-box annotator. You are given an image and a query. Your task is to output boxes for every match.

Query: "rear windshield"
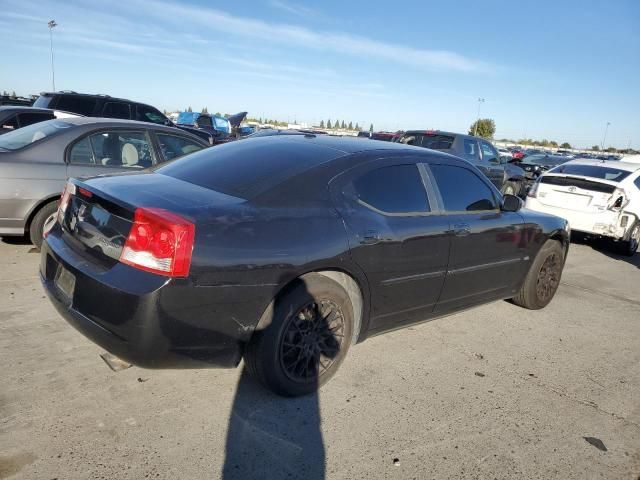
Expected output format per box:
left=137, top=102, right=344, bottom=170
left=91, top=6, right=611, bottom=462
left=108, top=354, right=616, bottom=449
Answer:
left=400, top=133, right=454, bottom=150
left=156, top=138, right=341, bottom=199
left=522, top=154, right=566, bottom=166
left=540, top=176, right=616, bottom=194
left=0, top=120, right=72, bottom=151
left=549, top=163, right=632, bottom=182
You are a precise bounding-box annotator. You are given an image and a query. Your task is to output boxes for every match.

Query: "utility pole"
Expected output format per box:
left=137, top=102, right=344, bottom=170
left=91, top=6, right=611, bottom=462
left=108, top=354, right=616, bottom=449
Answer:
left=473, top=98, right=485, bottom=136
left=601, top=121, right=610, bottom=151
left=48, top=20, right=58, bottom=91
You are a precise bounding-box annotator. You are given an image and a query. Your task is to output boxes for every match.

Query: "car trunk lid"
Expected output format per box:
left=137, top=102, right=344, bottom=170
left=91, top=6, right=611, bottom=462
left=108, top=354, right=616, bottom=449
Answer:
left=535, top=174, right=620, bottom=213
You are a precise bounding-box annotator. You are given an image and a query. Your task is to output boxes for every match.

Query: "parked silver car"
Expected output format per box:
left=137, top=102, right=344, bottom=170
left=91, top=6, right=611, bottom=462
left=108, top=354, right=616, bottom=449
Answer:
left=0, top=117, right=208, bottom=246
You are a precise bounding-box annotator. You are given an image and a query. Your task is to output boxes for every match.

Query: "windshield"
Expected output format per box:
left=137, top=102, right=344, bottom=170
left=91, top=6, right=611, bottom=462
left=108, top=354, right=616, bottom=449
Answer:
left=522, top=154, right=566, bottom=166
left=549, top=163, right=632, bottom=182
left=213, top=116, right=231, bottom=133
left=0, top=119, right=72, bottom=150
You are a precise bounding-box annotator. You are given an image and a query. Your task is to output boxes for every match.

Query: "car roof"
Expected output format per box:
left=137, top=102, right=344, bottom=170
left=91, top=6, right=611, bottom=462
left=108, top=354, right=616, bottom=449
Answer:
left=563, top=158, right=640, bottom=172
left=0, top=106, right=54, bottom=114
left=404, top=129, right=466, bottom=138
left=257, top=133, right=436, bottom=154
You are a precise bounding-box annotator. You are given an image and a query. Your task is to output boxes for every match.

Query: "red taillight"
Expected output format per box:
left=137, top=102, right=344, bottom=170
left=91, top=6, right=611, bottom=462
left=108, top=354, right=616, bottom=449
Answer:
left=119, top=207, right=195, bottom=278
left=57, top=181, right=75, bottom=223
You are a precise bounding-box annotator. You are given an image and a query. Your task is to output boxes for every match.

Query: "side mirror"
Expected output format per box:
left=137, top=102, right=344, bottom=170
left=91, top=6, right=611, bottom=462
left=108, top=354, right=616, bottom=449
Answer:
left=501, top=194, right=523, bottom=212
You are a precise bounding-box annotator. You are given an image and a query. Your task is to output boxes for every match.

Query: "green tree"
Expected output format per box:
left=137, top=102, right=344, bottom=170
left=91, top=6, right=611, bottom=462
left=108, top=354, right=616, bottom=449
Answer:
left=355, top=123, right=360, bottom=131
left=335, top=120, right=340, bottom=129
left=10, top=91, right=16, bottom=99
left=560, top=142, right=571, bottom=149
left=187, top=106, right=192, bottom=112
left=348, top=121, right=353, bottom=130
left=591, top=145, right=600, bottom=151
left=468, top=118, right=495, bottom=139
left=605, top=147, right=616, bottom=153
left=201, top=107, right=208, bottom=114
left=369, top=123, right=373, bottom=133
left=549, top=140, right=558, bottom=148
left=319, top=120, right=325, bottom=128
left=327, top=119, right=332, bottom=129
left=341, top=120, right=346, bottom=129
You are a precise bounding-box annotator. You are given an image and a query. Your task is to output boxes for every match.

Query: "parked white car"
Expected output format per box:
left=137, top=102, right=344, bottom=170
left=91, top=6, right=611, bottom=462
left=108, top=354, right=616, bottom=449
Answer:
left=526, top=159, right=640, bottom=255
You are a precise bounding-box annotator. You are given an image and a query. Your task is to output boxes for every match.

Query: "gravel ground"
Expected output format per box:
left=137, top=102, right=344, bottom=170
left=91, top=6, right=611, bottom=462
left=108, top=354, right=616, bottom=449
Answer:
left=0, top=237, right=638, bottom=480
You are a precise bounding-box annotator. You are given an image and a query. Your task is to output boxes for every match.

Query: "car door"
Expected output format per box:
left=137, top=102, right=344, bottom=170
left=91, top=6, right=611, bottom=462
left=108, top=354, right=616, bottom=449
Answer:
left=479, top=140, right=506, bottom=189
left=330, top=158, right=451, bottom=333
left=66, top=129, right=156, bottom=179
left=426, top=162, right=528, bottom=313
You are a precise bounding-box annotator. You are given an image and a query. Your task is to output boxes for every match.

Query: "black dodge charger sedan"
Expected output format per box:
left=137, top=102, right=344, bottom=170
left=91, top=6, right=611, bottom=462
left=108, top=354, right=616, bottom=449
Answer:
left=41, top=135, right=569, bottom=396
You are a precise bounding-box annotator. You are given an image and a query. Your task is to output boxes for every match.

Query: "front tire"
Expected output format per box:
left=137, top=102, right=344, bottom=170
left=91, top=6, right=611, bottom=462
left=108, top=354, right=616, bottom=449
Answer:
left=244, top=274, right=354, bottom=397
left=29, top=201, right=58, bottom=248
left=512, top=240, right=564, bottom=310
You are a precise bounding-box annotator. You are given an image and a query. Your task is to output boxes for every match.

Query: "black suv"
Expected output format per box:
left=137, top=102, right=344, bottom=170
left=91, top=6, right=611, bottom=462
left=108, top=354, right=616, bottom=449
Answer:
left=398, top=130, right=526, bottom=196
left=33, top=92, right=220, bottom=145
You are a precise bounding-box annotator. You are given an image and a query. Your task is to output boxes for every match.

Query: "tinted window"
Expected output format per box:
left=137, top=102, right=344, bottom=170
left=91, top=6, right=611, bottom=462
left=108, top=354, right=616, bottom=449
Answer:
left=55, top=96, right=97, bottom=116
left=400, top=133, right=454, bottom=150
left=463, top=139, right=479, bottom=159
left=18, top=112, right=55, bottom=127
left=352, top=164, right=429, bottom=214
left=32, top=96, right=53, bottom=108
left=430, top=164, right=497, bottom=211
left=135, top=105, right=167, bottom=125
left=0, top=120, right=72, bottom=151
left=102, top=102, right=131, bottom=120
left=196, top=116, right=213, bottom=128
left=635, top=176, right=640, bottom=191
left=156, top=133, right=204, bottom=161
left=69, top=137, right=95, bottom=164
left=157, top=139, right=340, bottom=199
left=0, top=115, right=18, bottom=130
left=549, top=164, right=631, bottom=182
left=480, top=141, right=498, bottom=163
left=88, top=131, right=153, bottom=168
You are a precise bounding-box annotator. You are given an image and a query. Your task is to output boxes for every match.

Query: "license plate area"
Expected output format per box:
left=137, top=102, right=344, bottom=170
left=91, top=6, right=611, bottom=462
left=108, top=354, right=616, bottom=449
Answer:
left=54, top=265, right=76, bottom=302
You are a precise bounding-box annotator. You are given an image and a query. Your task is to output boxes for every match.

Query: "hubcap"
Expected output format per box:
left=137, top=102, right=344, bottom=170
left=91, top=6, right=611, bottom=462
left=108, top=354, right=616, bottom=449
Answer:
left=279, top=300, right=345, bottom=383
left=536, top=253, right=561, bottom=302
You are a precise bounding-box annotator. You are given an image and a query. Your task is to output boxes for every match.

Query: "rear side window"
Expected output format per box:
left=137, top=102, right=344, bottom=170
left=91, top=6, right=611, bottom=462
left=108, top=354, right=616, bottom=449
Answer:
left=102, top=102, right=131, bottom=120
left=463, top=139, right=479, bottom=159
left=480, top=141, right=498, bottom=163
left=18, top=112, right=55, bottom=127
left=0, top=115, right=18, bottom=130
left=55, top=96, right=97, bottom=116
left=400, top=133, right=454, bottom=150
left=352, top=164, right=429, bottom=214
left=68, top=137, right=94, bottom=164
left=430, top=164, right=497, bottom=212
left=87, top=131, right=154, bottom=168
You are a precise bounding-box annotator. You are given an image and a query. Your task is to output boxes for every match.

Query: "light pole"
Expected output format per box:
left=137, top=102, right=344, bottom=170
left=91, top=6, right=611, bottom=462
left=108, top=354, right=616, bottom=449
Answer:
left=473, top=97, right=485, bottom=136
left=601, top=121, right=610, bottom=151
left=48, top=20, right=57, bottom=91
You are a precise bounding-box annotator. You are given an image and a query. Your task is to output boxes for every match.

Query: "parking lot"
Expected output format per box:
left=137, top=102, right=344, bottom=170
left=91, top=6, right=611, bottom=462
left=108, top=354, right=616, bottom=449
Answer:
left=0, top=237, right=638, bottom=479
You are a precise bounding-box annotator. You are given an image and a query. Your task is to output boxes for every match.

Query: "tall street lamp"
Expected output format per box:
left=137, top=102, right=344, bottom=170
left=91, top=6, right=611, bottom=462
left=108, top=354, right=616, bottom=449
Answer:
left=473, top=97, right=485, bottom=136
left=48, top=20, right=57, bottom=91
left=601, top=121, right=610, bottom=151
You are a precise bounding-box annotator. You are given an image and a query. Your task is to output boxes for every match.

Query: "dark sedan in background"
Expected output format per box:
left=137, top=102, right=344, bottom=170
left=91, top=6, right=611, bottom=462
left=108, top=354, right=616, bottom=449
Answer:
left=40, top=135, right=569, bottom=396
left=0, top=118, right=208, bottom=246
left=512, top=153, right=570, bottom=186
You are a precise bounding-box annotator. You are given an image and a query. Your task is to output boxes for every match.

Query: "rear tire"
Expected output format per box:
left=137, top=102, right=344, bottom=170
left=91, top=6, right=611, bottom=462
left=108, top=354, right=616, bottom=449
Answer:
left=615, top=222, right=639, bottom=256
left=29, top=201, right=58, bottom=249
left=245, top=274, right=353, bottom=397
left=512, top=240, right=564, bottom=310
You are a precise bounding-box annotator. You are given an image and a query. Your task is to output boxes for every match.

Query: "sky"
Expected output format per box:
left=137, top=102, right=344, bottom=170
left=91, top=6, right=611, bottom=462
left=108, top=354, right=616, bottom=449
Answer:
left=1, top=0, right=639, bottom=149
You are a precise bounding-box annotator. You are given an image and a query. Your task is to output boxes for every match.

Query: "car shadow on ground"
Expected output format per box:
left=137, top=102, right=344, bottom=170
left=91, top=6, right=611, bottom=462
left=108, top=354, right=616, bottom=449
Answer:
left=571, top=235, right=639, bottom=269
left=1, top=235, right=31, bottom=246
left=221, top=368, right=325, bottom=480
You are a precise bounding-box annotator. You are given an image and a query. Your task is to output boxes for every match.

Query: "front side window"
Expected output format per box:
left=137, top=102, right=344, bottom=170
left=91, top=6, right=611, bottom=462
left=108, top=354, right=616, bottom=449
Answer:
left=351, top=164, right=430, bottom=214
left=102, top=102, right=131, bottom=120
left=480, top=141, right=499, bottom=164
left=430, top=164, right=497, bottom=212
left=55, top=95, right=97, bottom=116
left=463, top=139, right=479, bottom=160
left=135, top=105, right=167, bottom=125
left=156, top=133, right=204, bottom=161
left=88, top=131, right=153, bottom=168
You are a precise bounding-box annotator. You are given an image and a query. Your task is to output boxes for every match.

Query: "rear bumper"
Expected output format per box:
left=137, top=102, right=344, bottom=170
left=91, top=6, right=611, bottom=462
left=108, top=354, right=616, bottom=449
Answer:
left=525, top=198, right=635, bottom=240
left=40, top=232, right=245, bottom=369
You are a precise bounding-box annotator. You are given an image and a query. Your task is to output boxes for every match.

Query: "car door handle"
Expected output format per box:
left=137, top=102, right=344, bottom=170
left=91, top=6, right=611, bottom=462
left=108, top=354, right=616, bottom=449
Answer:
left=452, top=223, right=471, bottom=237
left=360, top=230, right=381, bottom=245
